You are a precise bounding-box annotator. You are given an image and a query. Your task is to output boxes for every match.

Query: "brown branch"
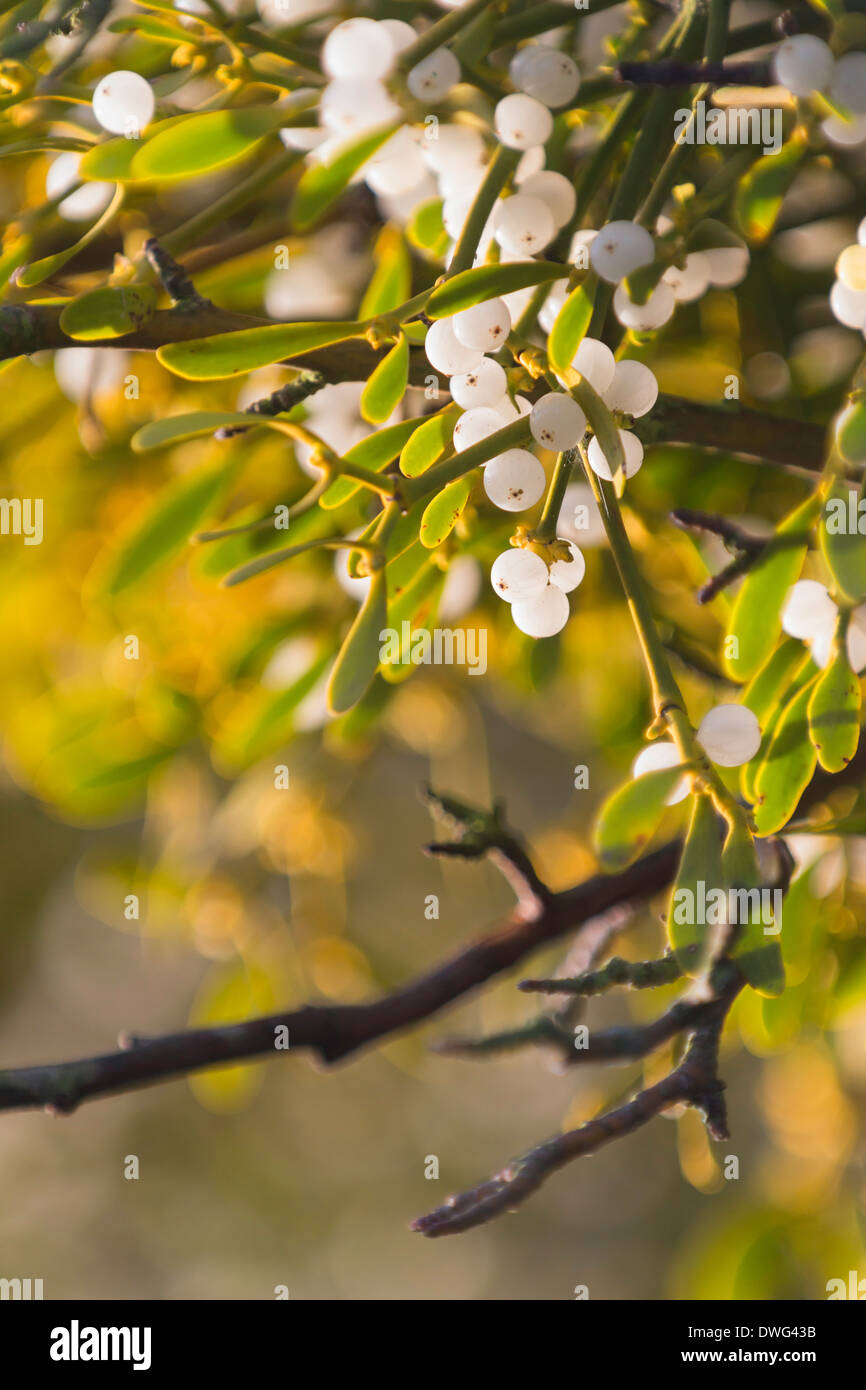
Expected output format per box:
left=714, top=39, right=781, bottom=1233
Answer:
left=0, top=825, right=679, bottom=1116
left=618, top=59, right=772, bottom=86
left=411, top=978, right=739, bottom=1238
left=635, top=395, right=829, bottom=475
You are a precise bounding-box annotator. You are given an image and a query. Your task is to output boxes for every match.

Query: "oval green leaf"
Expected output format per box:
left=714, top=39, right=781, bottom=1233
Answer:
left=291, top=124, right=399, bottom=231
left=319, top=415, right=425, bottom=510
left=753, top=675, right=820, bottom=834
left=359, top=224, right=412, bottom=320
left=360, top=332, right=408, bottom=424
left=821, top=483, right=866, bottom=601
left=593, top=764, right=686, bottom=870
left=722, top=820, right=785, bottom=996
left=668, top=792, right=723, bottom=974
left=807, top=646, right=861, bottom=773
left=132, top=108, right=287, bottom=182
left=548, top=274, right=595, bottom=374
left=327, top=568, right=388, bottom=714
left=420, top=476, right=472, bottom=548
left=734, top=129, right=808, bottom=244
left=59, top=284, right=157, bottom=341
left=399, top=408, right=458, bottom=477
left=157, top=320, right=365, bottom=380
left=426, top=261, right=569, bottom=319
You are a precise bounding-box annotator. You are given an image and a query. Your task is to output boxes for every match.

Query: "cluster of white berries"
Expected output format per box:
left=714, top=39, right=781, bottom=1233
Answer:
left=829, top=217, right=866, bottom=339
left=781, top=579, right=866, bottom=672
left=91, top=70, right=154, bottom=137
left=772, top=36, right=866, bottom=147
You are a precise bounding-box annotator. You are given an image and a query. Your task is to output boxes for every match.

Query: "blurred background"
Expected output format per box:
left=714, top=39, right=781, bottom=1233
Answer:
left=1, top=0, right=866, bottom=1299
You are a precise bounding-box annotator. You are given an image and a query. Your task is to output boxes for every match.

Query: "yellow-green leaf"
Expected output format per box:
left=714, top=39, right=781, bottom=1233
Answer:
left=78, top=117, right=185, bottom=182
left=593, top=765, right=686, bottom=869
left=133, top=411, right=256, bottom=451
left=291, top=124, right=399, bottom=231
left=835, top=401, right=866, bottom=467
left=157, top=320, right=364, bottom=380
left=753, top=675, right=820, bottom=834
left=407, top=198, right=448, bottom=257
left=742, top=638, right=811, bottom=724
left=319, top=415, right=425, bottom=509
left=59, top=284, right=157, bottom=340
left=734, top=128, right=808, bottom=243
left=327, top=568, right=388, bottom=714
left=807, top=646, right=861, bottom=773
left=426, top=261, right=569, bottom=318
left=132, top=108, right=287, bottom=182
left=821, top=482, right=866, bottom=601
left=360, top=332, right=408, bottom=424
left=359, top=224, right=412, bottom=319
left=399, top=407, right=459, bottom=477
left=420, top=476, right=471, bottom=548
left=723, top=492, right=820, bottom=682
left=669, top=792, right=722, bottom=973
left=722, top=820, right=785, bottom=996
left=548, top=274, right=595, bottom=373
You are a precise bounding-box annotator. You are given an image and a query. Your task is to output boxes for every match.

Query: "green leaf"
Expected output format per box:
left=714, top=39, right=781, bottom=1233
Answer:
left=157, top=320, right=365, bottom=380
left=548, top=274, right=595, bottom=374
left=668, top=792, right=723, bottom=973
left=722, top=821, right=784, bottom=996
left=407, top=198, right=448, bottom=257
left=742, top=638, right=811, bottom=724
left=291, top=124, right=399, bottom=231
left=753, top=676, right=821, bottom=835
left=821, top=483, right=866, bottom=601
left=132, top=108, right=287, bottom=182
left=379, top=564, right=446, bottom=684
left=836, top=400, right=866, bottom=466
left=741, top=658, right=816, bottom=804
left=807, top=646, right=861, bottom=773
left=420, top=476, right=472, bottom=548
left=133, top=411, right=255, bottom=451
left=100, top=457, right=236, bottom=596
left=327, top=568, right=388, bottom=714
left=359, top=224, right=412, bottom=319
left=426, top=261, right=569, bottom=318
left=734, top=129, right=808, bottom=244
left=593, top=765, right=686, bottom=869
left=319, top=416, right=425, bottom=510
left=399, top=408, right=459, bottom=477
left=59, top=284, right=157, bottom=341
left=360, top=332, right=408, bottom=424
left=723, top=493, right=820, bottom=682
left=77, top=117, right=186, bottom=182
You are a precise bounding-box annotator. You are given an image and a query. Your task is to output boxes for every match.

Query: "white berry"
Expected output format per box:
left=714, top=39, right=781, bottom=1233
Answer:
left=830, top=279, right=866, bottom=330
left=602, top=360, right=659, bottom=418
left=586, top=429, right=644, bottom=481
left=515, top=170, right=576, bottom=229
left=530, top=393, right=586, bottom=450
left=424, top=317, right=483, bottom=375
left=703, top=245, right=750, bottom=287
left=781, top=580, right=837, bottom=640
left=490, top=548, right=548, bottom=602
left=408, top=47, right=461, bottom=101
left=696, top=704, right=762, bottom=767
left=570, top=336, right=616, bottom=394
left=631, top=741, right=690, bottom=804
left=494, top=93, right=554, bottom=151
left=494, top=194, right=555, bottom=256
left=323, top=18, right=394, bottom=80
left=549, top=541, right=585, bottom=592
left=590, top=220, right=655, bottom=284
left=837, top=244, right=866, bottom=293
left=483, top=449, right=546, bottom=511
left=453, top=406, right=505, bottom=452
left=510, top=46, right=580, bottom=109
left=830, top=53, right=866, bottom=116
left=663, top=252, right=710, bottom=303
left=614, top=280, right=675, bottom=331
left=92, top=70, right=155, bottom=136
left=449, top=357, right=508, bottom=409
left=453, top=297, right=512, bottom=351
left=511, top=585, right=569, bottom=637
left=772, top=35, right=833, bottom=97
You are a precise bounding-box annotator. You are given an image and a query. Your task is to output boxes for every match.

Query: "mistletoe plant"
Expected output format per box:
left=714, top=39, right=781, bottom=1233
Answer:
left=0, top=0, right=865, bottom=1238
